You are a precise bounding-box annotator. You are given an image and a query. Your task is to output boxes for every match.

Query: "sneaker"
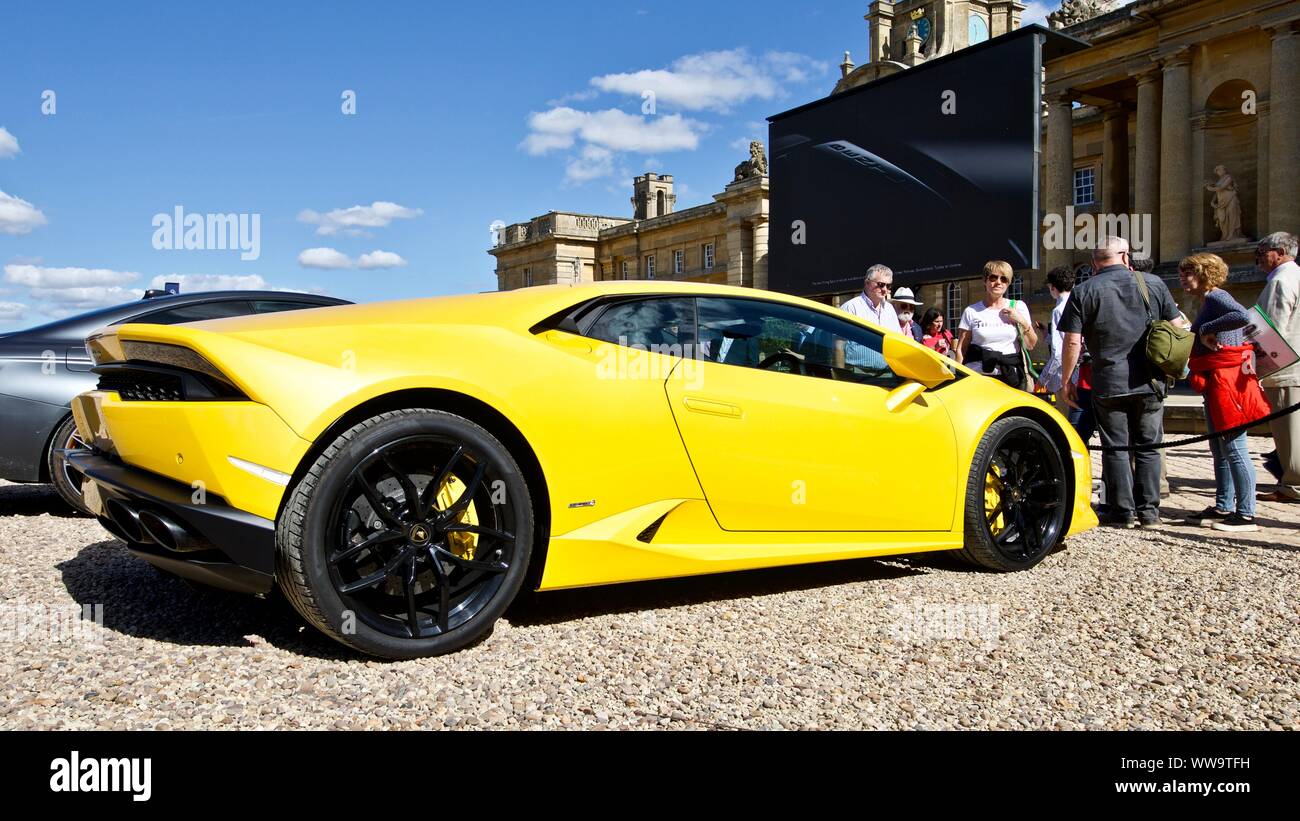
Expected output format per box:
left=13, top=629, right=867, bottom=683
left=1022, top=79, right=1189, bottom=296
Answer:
left=1189, top=507, right=1232, bottom=527
left=1138, top=517, right=1162, bottom=529
left=1212, top=513, right=1259, bottom=533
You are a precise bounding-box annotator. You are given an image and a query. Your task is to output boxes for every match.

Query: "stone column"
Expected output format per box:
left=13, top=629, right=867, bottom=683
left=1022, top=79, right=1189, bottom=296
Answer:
left=726, top=221, right=748, bottom=287
left=1044, top=92, right=1075, bottom=272
left=750, top=217, right=770, bottom=291
left=1269, top=24, right=1300, bottom=235
left=1159, top=49, right=1193, bottom=262
left=1258, top=99, right=1271, bottom=237
left=1134, top=68, right=1162, bottom=261
left=1102, top=104, right=1130, bottom=215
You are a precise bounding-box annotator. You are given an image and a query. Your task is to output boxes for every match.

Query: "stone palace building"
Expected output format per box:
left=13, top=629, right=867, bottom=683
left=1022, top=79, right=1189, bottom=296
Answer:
left=491, top=0, right=1299, bottom=339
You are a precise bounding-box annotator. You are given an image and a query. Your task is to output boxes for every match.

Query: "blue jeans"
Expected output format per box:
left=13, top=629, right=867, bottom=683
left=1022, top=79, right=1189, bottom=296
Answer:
left=1068, top=387, right=1095, bottom=443
left=1206, top=415, right=1256, bottom=516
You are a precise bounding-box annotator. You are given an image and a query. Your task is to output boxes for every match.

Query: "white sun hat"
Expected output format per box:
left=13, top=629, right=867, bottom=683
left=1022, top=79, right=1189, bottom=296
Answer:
left=890, top=286, right=923, bottom=307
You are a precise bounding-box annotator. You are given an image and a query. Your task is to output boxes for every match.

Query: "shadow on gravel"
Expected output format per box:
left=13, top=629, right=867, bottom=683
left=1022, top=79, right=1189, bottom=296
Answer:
left=0, top=482, right=84, bottom=518
left=506, top=555, right=928, bottom=628
left=1156, top=504, right=1299, bottom=542
left=57, top=539, right=354, bottom=660
left=1145, top=523, right=1300, bottom=554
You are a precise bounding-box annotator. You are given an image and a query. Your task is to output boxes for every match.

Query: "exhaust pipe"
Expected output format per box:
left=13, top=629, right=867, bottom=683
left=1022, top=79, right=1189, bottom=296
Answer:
left=97, top=515, right=133, bottom=544
left=138, top=510, right=207, bottom=553
left=104, top=499, right=150, bottom=544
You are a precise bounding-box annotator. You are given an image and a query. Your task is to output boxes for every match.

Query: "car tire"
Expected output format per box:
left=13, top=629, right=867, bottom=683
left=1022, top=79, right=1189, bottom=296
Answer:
left=47, top=415, right=92, bottom=515
left=276, top=408, right=533, bottom=659
left=956, top=415, right=1068, bottom=572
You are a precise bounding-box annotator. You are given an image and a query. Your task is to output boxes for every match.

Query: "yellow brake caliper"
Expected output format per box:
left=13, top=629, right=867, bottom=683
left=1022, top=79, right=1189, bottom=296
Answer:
left=985, top=462, right=1007, bottom=536
left=434, top=475, right=479, bottom=560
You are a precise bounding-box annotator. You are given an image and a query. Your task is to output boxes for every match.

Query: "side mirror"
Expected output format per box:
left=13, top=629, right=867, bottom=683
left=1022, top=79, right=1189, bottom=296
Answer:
left=883, top=335, right=956, bottom=387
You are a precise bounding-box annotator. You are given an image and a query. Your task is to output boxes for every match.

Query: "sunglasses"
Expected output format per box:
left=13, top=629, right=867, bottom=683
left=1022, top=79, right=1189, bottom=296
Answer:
left=869, top=281, right=892, bottom=290
left=986, top=275, right=1011, bottom=284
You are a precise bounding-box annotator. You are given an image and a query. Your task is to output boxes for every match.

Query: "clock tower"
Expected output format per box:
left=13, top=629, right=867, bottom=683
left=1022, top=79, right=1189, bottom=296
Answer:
left=836, top=1, right=1024, bottom=92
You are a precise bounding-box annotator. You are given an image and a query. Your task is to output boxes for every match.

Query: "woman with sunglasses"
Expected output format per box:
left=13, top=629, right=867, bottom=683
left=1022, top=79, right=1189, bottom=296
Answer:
left=956, top=260, right=1038, bottom=390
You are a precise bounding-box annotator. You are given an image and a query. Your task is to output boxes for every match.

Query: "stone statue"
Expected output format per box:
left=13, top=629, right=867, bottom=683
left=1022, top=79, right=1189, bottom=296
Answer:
left=1048, top=0, right=1116, bottom=30
left=1205, top=164, right=1245, bottom=244
left=733, top=140, right=768, bottom=181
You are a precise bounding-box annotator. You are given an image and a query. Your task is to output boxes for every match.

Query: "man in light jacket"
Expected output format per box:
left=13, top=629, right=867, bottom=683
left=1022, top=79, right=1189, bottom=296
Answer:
left=1256, top=231, right=1300, bottom=502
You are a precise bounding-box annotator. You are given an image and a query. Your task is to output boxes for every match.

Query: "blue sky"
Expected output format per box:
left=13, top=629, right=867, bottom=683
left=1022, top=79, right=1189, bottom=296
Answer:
left=0, top=0, right=1051, bottom=332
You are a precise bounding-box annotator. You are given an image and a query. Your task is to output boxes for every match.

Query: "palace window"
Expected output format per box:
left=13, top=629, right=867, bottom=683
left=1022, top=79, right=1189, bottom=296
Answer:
left=621, top=259, right=629, bottom=280
left=703, top=243, right=715, bottom=270
left=646, top=254, right=656, bottom=279
left=1009, top=274, right=1023, bottom=301
left=674, top=249, right=684, bottom=275
left=1073, top=167, right=1096, bottom=206
left=524, top=267, right=533, bottom=288
left=946, top=282, right=963, bottom=332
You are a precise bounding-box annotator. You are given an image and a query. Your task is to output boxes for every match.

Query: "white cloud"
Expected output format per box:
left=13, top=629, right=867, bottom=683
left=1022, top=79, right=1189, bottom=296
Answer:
left=0, top=127, right=19, bottom=159
left=29, top=286, right=143, bottom=308
left=4, top=264, right=139, bottom=289
left=297, top=247, right=353, bottom=269
left=565, top=145, right=616, bottom=183
left=522, top=107, right=702, bottom=156
left=0, top=190, right=47, bottom=235
left=589, top=49, right=827, bottom=112
left=545, top=89, right=600, bottom=108
left=356, top=250, right=408, bottom=269
left=149, top=274, right=270, bottom=292
left=0, top=301, right=27, bottom=320
left=297, top=201, right=423, bottom=236
left=1020, top=2, right=1053, bottom=27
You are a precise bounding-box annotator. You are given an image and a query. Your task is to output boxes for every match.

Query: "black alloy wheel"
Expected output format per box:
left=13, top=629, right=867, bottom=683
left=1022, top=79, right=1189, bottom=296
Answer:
left=958, top=416, right=1069, bottom=571
left=277, top=409, right=532, bottom=659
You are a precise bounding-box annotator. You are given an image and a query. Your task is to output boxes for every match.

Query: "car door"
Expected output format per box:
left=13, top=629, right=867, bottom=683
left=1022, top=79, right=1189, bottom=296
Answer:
left=664, top=296, right=958, bottom=532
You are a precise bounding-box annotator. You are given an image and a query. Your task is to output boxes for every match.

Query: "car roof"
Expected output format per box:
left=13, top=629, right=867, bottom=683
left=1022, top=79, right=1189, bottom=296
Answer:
left=3, top=290, right=349, bottom=342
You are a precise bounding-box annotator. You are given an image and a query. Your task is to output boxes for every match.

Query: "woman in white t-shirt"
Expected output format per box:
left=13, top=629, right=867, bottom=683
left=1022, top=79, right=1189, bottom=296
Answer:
left=956, top=260, right=1038, bottom=389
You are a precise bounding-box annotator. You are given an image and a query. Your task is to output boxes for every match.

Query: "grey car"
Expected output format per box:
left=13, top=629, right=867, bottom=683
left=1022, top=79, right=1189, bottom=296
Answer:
left=0, top=290, right=350, bottom=513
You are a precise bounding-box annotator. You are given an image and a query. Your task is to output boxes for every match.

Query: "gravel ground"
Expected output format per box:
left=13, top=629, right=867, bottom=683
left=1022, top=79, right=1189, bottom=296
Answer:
left=1, top=477, right=1297, bottom=730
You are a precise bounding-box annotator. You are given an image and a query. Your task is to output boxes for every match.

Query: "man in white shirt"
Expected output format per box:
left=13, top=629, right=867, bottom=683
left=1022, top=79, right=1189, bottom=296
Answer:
left=840, top=264, right=902, bottom=335
left=1037, top=266, right=1074, bottom=394
left=1255, top=231, right=1300, bottom=501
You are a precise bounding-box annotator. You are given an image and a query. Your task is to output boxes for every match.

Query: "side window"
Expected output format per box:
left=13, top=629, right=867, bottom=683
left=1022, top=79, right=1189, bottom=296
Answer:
left=127, top=300, right=253, bottom=325
left=584, top=298, right=695, bottom=352
left=696, top=297, right=897, bottom=386
left=251, top=300, right=324, bottom=314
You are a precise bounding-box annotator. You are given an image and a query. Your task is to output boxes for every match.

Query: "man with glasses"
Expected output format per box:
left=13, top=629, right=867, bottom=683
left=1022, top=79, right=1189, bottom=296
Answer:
left=1058, top=235, right=1179, bottom=528
left=1255, top=231, right=1300, bottom=502
left=840, top=264, right=903, bottom=335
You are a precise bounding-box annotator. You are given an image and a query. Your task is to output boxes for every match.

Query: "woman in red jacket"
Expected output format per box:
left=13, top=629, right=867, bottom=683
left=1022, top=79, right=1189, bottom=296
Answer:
left=1182, top=253, right=1268, bottom=532
left=920, top=308, right=956, bottom=358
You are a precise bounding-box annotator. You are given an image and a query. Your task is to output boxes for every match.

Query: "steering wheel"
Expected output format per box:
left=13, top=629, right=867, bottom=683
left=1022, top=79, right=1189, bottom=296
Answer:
left=757, top=351, right=806, bottom=375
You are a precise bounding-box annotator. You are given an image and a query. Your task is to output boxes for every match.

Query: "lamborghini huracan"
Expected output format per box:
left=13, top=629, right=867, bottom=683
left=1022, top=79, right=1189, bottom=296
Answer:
left=65, top=281, right=1096, bottom=659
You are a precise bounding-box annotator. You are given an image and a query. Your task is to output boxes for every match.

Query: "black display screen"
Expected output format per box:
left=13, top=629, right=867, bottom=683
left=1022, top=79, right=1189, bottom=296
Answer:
left=768, top=29, right=1045, bottom=295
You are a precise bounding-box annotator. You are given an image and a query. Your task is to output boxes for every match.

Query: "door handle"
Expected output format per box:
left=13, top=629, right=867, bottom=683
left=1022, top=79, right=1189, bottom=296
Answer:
left=544, top=330, right=592, bottom=354
left=682, top=396, right=742, bottom=418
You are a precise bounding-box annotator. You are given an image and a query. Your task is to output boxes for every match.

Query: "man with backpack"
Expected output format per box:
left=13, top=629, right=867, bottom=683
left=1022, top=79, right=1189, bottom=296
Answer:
left=1058, top=236, right=1183, bottom=528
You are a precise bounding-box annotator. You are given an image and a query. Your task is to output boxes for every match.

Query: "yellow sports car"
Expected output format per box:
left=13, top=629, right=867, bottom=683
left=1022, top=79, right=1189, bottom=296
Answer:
left=66, top=281, right=1096, bottom=658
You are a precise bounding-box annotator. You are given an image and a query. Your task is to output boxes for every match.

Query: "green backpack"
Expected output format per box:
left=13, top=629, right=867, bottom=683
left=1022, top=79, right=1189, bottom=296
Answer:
left=1134, top=270, right=1192, bottom=381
